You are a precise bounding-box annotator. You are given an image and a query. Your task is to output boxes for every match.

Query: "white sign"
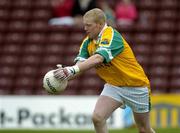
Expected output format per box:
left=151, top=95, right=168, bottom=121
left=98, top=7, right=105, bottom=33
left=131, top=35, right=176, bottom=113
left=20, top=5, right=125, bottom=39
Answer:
left=0, top=96, right=124, bottom=129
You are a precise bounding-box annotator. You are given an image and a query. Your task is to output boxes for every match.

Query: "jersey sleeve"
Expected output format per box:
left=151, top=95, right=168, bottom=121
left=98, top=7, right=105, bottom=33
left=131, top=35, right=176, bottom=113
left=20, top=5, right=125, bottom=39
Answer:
left=95, top=28, right=124, bottom=63
left=74, top=37, right=90, bottom=63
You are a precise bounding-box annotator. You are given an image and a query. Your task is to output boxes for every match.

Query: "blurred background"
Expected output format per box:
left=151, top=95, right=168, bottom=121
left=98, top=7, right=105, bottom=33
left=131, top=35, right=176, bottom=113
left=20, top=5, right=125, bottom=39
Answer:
left=0, top=0, right=180, bottom=132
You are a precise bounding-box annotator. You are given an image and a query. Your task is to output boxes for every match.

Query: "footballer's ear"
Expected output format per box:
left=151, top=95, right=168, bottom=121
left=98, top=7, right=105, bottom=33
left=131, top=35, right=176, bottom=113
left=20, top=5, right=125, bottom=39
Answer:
left=96, top=23, right=103, bottom=30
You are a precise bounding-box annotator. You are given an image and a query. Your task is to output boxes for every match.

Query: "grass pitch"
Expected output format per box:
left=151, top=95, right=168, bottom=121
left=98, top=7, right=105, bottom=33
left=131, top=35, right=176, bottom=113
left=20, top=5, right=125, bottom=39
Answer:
left=0, top=128, right=179, bottom=133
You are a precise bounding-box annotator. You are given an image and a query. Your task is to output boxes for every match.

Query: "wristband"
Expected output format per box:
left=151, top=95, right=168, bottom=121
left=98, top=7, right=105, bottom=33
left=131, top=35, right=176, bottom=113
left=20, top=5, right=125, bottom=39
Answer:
left=67, top=65, right=80, bottom=75
left=72, top=65, right=80, bottom=74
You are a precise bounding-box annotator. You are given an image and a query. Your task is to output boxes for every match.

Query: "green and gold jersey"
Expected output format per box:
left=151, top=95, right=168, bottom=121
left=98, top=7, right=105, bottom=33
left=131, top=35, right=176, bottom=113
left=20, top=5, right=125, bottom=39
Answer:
left=75, top=26, right=150, bottom=87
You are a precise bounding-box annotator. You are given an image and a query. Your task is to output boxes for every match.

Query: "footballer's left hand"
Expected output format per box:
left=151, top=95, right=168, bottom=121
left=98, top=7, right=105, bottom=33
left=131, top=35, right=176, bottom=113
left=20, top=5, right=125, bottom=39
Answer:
left=54, top=65, right=80, bottom=81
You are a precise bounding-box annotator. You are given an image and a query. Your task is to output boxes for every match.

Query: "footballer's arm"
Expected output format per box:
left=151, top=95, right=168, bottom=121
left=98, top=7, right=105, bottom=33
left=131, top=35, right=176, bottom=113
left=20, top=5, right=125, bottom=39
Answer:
left=77, top=54, right=104, bottom=72
left=54, top=54, right=104, bottom=81
left=68, top=54, right=104, bottom=80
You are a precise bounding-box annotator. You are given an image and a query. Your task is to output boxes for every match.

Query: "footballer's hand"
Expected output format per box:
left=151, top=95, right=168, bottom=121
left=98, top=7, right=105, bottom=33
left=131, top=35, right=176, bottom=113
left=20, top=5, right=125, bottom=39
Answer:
left=56, top=64, right=63, bottom=68
left=53, top=64, right=66, bottom=80
left=54, top=65, right=80, bottom=81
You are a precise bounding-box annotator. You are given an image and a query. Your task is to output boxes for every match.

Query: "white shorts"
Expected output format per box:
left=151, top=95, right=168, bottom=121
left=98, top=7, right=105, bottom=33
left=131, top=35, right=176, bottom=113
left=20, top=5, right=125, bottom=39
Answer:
left=100, top=83, right=151, bottom=113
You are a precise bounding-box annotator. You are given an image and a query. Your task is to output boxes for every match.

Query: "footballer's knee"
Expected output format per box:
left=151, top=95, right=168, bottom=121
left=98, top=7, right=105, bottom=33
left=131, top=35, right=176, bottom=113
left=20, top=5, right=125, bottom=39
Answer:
left=92, top=112, right=105, bottom=125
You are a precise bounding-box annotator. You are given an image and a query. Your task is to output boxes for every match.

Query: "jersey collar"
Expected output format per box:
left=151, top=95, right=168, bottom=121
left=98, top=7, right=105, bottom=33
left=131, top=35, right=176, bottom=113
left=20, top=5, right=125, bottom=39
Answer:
left=98, top=23, right=108, bottom=37
left=93, top=23, right=108, bottom=44
left=94, top=23, right=107, bottom=44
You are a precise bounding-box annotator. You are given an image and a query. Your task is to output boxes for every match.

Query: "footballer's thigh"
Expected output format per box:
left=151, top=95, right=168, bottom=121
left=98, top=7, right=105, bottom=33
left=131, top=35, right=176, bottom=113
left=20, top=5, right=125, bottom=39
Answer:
left=133, top=112, right=155, bottom=133
left=92, top=95, right=122, bottom=122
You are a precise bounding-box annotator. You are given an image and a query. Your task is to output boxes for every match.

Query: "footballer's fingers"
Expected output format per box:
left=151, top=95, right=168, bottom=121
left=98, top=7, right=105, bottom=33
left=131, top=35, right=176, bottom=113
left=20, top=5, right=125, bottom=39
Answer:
left=56, top=64, right=63, bottom=68
left=53, top=69, right=66, bottom=80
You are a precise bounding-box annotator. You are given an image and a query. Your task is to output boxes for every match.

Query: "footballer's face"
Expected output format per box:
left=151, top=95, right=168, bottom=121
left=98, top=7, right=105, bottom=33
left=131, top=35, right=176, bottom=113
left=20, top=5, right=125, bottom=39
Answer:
left=83, top=16, right=101, bottom=40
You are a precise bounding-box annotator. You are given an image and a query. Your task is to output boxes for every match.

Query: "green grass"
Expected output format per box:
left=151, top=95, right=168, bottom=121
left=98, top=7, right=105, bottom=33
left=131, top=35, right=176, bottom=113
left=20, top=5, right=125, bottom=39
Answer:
left=0, top=128, right=180, bottom=133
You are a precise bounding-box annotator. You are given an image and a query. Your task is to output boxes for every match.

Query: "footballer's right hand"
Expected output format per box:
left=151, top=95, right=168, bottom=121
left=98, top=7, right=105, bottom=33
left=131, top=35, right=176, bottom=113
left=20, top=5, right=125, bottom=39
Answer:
left=56, top=64, right=63, bottom=68
left=53, top=64, right=65, bottom=80
left=54, top=65, right=80, bottom=81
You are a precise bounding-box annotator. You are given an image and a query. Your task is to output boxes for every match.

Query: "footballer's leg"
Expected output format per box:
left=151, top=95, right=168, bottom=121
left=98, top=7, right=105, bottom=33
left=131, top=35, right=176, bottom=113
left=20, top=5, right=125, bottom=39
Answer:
left=92, top=95, right=122, bottom=133
left=133, top=112, right=156, bottom=133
